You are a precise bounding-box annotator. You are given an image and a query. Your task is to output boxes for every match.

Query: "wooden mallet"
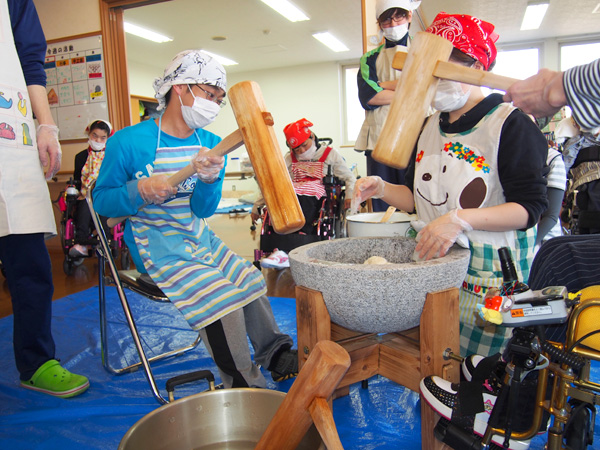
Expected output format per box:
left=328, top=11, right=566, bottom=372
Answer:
left=372, top=31, right=519, bottom=169
left=255, top=340, right=351, bottom=450
left=107, top=80, right=305, bottom=235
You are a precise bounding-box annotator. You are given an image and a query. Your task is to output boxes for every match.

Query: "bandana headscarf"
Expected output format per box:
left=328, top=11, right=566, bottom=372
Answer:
left=284, top=118, right=313, bottom=148
left=426, top=12, right=499, bottom=71
left=153, top=50, right=227, bottom=111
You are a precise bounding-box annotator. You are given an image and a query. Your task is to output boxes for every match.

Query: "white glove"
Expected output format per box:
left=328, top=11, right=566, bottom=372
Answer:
left=138, top=175, right=177, bottom=205
left=36, top=124, right=62, bottom=180
left=350, top=176, right=385, bottom=214
left=414, top=209, right=473, bottom=260
left=191, top=148, right=224, bottom=184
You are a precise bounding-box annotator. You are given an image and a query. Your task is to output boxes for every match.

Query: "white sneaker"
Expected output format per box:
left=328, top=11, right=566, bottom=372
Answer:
left=69, top=244, right=88, bottom=257
left=420, top=376, right=531, bottom=450
left=260, top=249, right=289, bottom=269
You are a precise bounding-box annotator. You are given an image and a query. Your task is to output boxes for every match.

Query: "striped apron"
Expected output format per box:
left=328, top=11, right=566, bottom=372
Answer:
left=130, top=125, right=266, bottom=330
left=290, top=146, right=333, bottom=198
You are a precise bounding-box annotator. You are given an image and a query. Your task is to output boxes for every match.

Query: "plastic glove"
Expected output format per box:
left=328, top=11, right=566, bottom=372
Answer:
left=138, top=175, right=177, bottom=205
left=350, top=176, right=385, bottom=214
left=36, top=124, right=62, bottom=180
left=191, top=148, right=224, bottom=184
left=414, top=209, right=473, bottom=260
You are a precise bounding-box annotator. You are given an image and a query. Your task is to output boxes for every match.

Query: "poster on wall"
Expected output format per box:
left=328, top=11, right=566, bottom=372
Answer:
left=44, top=34, right=109, bottom=140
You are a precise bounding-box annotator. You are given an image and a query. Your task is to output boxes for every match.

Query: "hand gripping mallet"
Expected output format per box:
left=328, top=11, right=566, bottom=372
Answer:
left=372, top=31, right=519, bottom=169
left=107, top=80, right=305, bottom=234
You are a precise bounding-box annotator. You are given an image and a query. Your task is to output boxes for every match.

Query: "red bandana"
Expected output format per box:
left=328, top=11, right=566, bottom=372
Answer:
left=284, top=118, right=313, bottom=148
left=426, top=12, right=499, bottom=71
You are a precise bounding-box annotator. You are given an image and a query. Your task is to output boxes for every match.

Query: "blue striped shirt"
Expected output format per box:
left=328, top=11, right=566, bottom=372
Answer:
left=563, top=59, right=600, bottom=130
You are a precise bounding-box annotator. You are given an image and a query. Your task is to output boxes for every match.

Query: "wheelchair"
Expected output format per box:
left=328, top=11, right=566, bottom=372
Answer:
left=429, top=250, right=600, bottom=450
left=54, top=177, right=130, bottom=275
left=253, top=162, right=347, bottom=266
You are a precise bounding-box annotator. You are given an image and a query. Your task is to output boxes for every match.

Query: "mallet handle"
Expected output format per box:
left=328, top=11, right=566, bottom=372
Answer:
left=106, top=129, right=244, bottom=228
left=393, top=52, right=517, bottom=91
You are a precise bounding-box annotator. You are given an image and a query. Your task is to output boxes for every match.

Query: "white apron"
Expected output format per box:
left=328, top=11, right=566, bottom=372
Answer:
left=130, top=124, right=266, bottom=330
left=355, top=43, right=407, bottom=152
left=0, top=1, right=55, bottom=237
left=415, top=104, right=536, bottom=356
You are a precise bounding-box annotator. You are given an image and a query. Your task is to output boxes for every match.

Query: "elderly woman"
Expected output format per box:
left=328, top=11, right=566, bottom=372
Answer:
left=94, top=50, right=298, bottom=388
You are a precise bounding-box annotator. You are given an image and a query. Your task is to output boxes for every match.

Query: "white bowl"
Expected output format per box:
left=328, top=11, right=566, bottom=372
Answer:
left=346, top=211, right=417, bottom=237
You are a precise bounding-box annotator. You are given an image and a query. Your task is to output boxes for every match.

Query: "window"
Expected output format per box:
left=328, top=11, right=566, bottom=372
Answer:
left=484, top=46, right=540, bottom=95
left=560, top=41, right=600, bottom=71
left=493, top=47, right=540, bottom=80
left=342, top=64, right=364, bottom=146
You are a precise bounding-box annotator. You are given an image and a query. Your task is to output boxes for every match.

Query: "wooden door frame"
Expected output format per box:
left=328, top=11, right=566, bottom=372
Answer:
left=99, top=0, right=171, bottom=130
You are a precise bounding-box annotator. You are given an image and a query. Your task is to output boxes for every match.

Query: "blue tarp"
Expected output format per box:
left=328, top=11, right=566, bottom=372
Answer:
left=0, top=286, right=598, bottom=449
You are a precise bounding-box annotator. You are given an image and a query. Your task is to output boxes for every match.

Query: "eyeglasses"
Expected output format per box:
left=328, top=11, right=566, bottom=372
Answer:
left=379, top=13, right=408, bottom=27
left=193, top=85, right=227, bottom=108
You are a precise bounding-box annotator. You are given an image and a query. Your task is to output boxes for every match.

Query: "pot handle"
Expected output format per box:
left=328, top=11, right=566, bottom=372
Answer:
left=166, top=370, right=216, bottom=402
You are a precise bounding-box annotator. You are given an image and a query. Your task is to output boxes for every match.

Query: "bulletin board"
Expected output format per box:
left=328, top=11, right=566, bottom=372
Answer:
left=44, top=34, right=109, bottom=140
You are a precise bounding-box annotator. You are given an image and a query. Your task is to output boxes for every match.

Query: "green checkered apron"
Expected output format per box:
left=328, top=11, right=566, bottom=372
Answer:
left=459, top=229, right=536, bottom=357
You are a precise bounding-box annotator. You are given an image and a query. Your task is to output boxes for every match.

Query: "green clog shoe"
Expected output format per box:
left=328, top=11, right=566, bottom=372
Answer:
left=21, top=359, right=89, bottom=398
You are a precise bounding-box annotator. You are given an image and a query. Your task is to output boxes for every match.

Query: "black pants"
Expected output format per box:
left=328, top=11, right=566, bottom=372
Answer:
left=0, top=233, right=56, bottom=380
left=74, top=199, right=109, bottom=242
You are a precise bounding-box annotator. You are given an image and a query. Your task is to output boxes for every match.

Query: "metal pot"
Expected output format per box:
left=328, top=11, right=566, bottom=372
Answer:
left=346, top=211, right=417, bottom=237
left=119, top=387, right=323, bottom=450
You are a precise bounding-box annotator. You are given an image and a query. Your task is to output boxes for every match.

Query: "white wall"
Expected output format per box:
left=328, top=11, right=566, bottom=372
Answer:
left=128, top=60, right=367, bottom=193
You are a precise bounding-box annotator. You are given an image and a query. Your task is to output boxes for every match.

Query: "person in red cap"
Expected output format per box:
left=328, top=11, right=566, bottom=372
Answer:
left=253, top=118, right=356, bottom=268
left=352, top=12, right=549, bottom=359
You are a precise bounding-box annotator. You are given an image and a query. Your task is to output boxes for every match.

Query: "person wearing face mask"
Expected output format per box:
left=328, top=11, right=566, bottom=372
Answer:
left=93, top=50, right=299, bottom=388
left=251, top=119, right=356, bottom=268
left=69, top=119, right=113, bottom=257
left=352, top=13, right=548, bottom=358
left=355, top=0, right=421, bottom=212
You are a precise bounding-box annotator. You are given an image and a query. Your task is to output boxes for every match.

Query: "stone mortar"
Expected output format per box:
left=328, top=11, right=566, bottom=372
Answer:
left=289, top=237, right=470, bottom=333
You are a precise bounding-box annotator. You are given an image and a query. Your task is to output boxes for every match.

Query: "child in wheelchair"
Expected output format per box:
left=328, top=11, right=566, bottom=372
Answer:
left=420, top=245, right=600, bottom=450
left=56, top=120, right=129, bottom=274
left=251, top=118, right=356, bottom=268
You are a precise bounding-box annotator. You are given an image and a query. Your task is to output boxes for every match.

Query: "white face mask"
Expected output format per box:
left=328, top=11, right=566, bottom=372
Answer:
left=179, top=87, right=220, bottom=129
left=432, top=79, right=472, bottom=112
left=88, top=139, right=105, bottom=151
left=296, top=141, right=317, bottom=161
left=382, top=23, right=408, bottom=42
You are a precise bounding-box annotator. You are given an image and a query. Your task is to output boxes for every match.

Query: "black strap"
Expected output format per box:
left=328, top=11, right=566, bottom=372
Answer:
left=573, top=145, right=600, bottom=166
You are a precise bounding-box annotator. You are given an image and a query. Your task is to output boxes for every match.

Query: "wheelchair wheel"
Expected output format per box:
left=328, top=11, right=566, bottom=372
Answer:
left=63, top=257, right=75, bottom=276
left=564, top=400, right=595, bottom=450
left=120, top=247, right=131, bottom=270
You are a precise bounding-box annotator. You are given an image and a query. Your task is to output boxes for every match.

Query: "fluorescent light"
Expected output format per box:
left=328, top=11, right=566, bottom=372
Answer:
left=312, top=32, right=349, bottom=52
left=520, top=1, right=549, bottom=30
left=124, top=22, right=172, bottom=43
left=260, top=0, right=309, bottom=22
left=202, top=50, right=238, bottom=66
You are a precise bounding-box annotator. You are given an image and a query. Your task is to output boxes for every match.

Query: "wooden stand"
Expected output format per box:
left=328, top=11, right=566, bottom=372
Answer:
left=296, top=286, right=460, bottom=450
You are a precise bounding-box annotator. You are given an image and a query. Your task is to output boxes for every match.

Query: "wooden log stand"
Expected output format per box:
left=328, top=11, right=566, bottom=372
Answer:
left=296, top=285, right=461, bottom=450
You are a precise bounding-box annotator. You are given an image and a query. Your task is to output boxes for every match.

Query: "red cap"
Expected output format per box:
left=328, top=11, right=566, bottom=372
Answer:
left=284, top=118, right=313, bottom=148
left=426, top=12, right=499, bottom=71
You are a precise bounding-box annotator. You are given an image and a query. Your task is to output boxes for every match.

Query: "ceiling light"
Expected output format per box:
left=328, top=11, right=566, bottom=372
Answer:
left=202, top=50, right=238, bottom=66
left=593, top=2, right=600, bottom=13
left=260, top=0, right=309, bottom=22
left=312, top=32, right=349, bottom=52
left=520, top=1, right=549, bottom=30
left=124, top=22, right=172, bottom=43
